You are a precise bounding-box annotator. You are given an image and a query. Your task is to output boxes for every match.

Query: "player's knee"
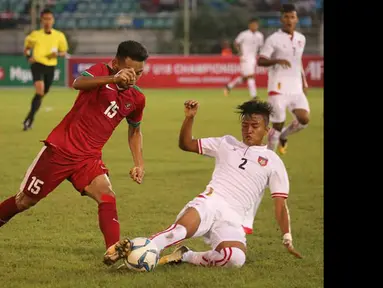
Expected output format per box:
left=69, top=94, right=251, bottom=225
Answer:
left=297, top=115, right=310, bottom=126
left=15, top=192, right=38, bottom=211
left=34, top=85, right=44, bottom=95
left=99, top=190, right=116, bottom=204
left=227, top=247, right=246, bottom=268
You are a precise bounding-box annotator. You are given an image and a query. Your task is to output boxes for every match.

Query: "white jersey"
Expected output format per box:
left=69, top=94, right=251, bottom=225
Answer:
left=260, top=29, right=306, bottom=94
left=197, top=135, right=289, bottom=232
left=235, top=29, right=264, bottom=62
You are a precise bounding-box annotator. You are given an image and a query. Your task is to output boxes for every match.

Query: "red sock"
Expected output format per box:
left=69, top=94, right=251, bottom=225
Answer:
left=98, top=195, right=120, bottom=249
left=0, top=196, right=20, bottom=228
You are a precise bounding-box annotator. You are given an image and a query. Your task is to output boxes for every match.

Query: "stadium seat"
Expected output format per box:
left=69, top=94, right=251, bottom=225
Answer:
left=77, top=18, right=89, bottom=29
left=76, top=3, right=87, bottom=13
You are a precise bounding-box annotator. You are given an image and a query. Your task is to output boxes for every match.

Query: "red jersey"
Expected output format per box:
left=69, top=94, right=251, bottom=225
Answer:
left=45, top=63, right=145, bottom=159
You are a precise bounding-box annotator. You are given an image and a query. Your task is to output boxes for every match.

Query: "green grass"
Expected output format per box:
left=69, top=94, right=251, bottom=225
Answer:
left=0, top=87, right=323, bottom=288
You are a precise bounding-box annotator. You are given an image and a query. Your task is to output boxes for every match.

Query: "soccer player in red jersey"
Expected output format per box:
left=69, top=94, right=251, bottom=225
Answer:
left=0, top=40, right=148, bottom=265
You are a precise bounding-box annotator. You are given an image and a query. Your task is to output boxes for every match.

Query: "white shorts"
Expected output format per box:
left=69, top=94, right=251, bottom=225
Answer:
left=240, top=59, right=256, bottom=77
left=175, top=190, right=246, bottom=250
left=268, top=92, right=310, bottom=123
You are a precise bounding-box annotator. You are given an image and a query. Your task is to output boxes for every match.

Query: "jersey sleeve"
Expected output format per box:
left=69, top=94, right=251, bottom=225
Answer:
left=235, top=32, right=244, bottom=44
left=259, top=35, right=275, bottom=59
left=197, top=137, right=223, bottom=157
left=80, top=63, right=105, bottom=77
left=58, top=32, right=69, bottom=52
left=269, top=157, right=289, bottom=199
left=126, top=92, right=145, bottom=127
left=24, top=31, right=37, bottom=48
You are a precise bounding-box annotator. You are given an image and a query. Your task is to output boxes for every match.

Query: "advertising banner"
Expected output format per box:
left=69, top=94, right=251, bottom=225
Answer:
left=67, top=55, right=323, bottom=88
left=0, top=56, right=65, bottom=86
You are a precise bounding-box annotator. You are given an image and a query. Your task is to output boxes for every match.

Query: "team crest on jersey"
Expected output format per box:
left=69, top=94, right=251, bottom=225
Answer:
left=125, top=103, right=132, bottom=109
left=206, top=187, right=214, bottom=196
left=258, top=156, right=268, bottom=167
left=298, top=40, right=303, bottom=47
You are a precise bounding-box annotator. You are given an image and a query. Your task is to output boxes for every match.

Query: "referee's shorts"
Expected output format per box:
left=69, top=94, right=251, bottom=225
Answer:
left=31, top=62, right=55, bottom=94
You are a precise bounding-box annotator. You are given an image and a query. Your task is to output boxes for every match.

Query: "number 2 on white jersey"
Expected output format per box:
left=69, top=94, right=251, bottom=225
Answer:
left=104, top=101, right=119, bottom=118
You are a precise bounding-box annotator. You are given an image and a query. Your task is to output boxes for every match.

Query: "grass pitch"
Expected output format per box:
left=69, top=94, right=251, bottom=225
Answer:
left=0, top=87, right=323, bottom=288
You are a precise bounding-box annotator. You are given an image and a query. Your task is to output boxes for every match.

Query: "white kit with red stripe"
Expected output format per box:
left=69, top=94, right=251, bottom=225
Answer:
left=259, top=29, right=306, bottom=95
left=196, top=135, right=289, bottom=234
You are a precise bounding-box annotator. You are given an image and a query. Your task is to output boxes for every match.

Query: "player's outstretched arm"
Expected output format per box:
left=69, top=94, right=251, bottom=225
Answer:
left=72, top=68, right=136, bottom=91
left=301, top=61, right=309, bottom=95
left=274, top=198, right=302, bottom=259
left=179, top=100, right=199, bottom=153
left=128, top=124, right=144, bottom=184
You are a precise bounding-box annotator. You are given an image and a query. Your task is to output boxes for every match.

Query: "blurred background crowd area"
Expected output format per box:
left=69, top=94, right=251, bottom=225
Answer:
left=0, top=0, right=323, bottom=55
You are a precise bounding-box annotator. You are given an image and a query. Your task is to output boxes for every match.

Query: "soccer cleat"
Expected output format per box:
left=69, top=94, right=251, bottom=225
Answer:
left=103, top=238, right=132, bottom=266
left=158, top=245, right=190, bottom=265
left=223, top=85, right=231, bottom=97
left=278, top=138, right=288, bottom=155
left=23, top=119, right=32, bottom=131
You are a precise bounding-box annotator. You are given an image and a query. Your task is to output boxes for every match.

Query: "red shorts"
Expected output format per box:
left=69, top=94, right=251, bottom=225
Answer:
left=19, top=144, right=108, bottom=200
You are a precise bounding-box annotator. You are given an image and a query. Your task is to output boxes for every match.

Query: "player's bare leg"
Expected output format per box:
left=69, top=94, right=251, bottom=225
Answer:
left=268, top=122, right=284, bottom=152
left=224, top=76, right=244, bottom=96
left=83, top=174, right=128, bottom=265
left=162, top=241, right=246, bottom=268
left=279, top=109, right=309, bottom=154
left=150, top=207, right=201, bottom=264
left=0, top=191, right=39, bottom=228
left=24, top=80, right=44, bottom=131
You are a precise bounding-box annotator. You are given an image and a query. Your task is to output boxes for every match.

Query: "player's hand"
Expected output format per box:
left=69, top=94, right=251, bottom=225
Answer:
left=129, top=166, right=145, bottom=184
left=303, top=86, right=309, bottom=96
left=282, top=233, right=302, bottom=259
left=114, top=68, right=136, bottom=87
left=184, top=100, right=199, bottom=117
left=28, top=57, right=36, bottom=64
left=47, top=52, right=58, bottom=59
left=277, top=59, right=291, bottom=69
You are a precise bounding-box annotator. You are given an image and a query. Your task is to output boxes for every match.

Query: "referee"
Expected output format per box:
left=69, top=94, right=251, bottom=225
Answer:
left=23, top=8, right=68, bottom=131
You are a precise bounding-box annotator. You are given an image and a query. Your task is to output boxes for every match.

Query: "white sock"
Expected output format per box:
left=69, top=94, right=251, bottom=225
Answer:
left=149, top=224, right=187, bottom=251
left=182, top=247, right=234, bottom=267
left=267, top=128, right=281, bottom=151
left=227, top=76, right=243, bottom=89
left=247, top=78, right=257, bottom=98
left=280, top=120, right=308, bottom=140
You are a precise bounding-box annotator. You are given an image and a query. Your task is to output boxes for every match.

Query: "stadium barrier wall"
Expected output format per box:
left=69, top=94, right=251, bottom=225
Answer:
left=0, top=56, right=65, bottom=87
left=67, top=55, right=323, bottom=88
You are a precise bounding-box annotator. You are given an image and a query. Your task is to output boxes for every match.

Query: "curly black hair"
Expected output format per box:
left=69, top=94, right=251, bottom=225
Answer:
left=281, top=3, right=296, bottom=14
left=236, top=99, right=274, bottom=126
left=116, top=40, right=149, bottom=62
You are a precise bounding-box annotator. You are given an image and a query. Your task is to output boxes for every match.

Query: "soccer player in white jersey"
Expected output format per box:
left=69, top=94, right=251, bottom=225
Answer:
left=258, top=4, right=310, bottom=155
left=104, top=99, right=302, bottom=268
left=224, top=18, right=264, bottom=99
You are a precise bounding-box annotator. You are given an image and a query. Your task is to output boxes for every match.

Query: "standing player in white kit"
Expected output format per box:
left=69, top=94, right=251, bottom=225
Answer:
left=258, top=4, right=310, bottom=155
left=224, top=18, right=264, bottom=99
left=108, top=99, right=302, bottom=268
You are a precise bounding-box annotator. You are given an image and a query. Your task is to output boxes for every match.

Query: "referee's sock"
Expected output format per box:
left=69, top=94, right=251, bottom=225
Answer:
left=24, top=93, right=43, bottom=126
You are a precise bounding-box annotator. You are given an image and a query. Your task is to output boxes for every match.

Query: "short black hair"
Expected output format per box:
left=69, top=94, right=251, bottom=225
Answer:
left=116, top=40, right=149, bottom=62
left=40, top=8, right=53, bottom=17
left=249, top=17, right=259, bottom=24
left=236, top=100, right=273, bottom=126
left=281, top=3, right=296, bottom=14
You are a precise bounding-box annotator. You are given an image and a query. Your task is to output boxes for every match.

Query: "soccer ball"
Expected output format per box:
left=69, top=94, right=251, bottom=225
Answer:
left=123, top=237, right=159, bottom=272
